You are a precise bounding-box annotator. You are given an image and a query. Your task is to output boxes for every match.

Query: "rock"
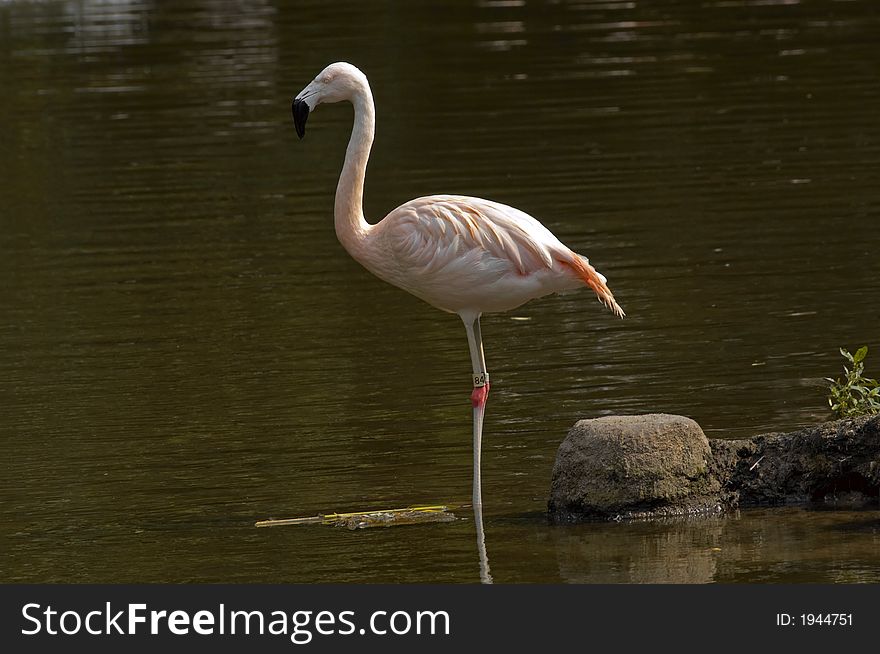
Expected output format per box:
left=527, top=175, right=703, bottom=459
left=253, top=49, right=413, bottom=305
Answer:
left=548, top=413, right=880, bottom=523
left=548, top=414, right=725, bottom=522
left=710, top=414, right=880, bottom=506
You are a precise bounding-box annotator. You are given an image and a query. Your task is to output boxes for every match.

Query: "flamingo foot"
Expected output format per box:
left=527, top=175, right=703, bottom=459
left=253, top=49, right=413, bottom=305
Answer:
left=471, top=382, right=490, bottom=408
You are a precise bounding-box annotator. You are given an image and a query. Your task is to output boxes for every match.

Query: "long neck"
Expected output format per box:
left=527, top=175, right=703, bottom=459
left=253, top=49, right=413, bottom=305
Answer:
left=334, top=86, right=375, bottom=255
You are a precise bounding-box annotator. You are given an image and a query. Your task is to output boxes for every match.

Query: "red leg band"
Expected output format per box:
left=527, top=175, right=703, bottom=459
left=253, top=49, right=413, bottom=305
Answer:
left=471, top=382, right=490, bottom=408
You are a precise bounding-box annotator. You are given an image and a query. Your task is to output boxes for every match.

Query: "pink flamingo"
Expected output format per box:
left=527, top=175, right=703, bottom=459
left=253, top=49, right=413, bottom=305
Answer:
left=292, top=63, right=623, bottom=577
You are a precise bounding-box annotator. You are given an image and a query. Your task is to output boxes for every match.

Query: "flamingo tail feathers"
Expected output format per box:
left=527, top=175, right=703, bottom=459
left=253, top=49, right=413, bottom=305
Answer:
left=567, top=256, right=625, bottom=319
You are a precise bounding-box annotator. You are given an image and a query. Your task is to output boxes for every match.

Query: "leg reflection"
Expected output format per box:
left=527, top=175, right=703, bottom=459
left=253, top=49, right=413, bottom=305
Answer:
left=472, top=401, right=493, bottom=584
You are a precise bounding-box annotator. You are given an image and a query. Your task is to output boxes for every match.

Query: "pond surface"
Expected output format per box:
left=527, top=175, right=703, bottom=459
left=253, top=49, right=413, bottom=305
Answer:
left=1, top=0, right=878, bottom=583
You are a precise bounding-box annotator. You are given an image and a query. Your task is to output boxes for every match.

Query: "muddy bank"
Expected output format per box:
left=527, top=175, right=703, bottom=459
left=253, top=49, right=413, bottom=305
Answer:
left=710, top=415, right=880, bottom=507
left=549, top=414, right=880, bottom=522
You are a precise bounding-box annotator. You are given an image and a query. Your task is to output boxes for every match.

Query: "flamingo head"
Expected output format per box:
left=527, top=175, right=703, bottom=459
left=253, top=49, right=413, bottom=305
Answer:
left=292, top=62, right=369, bottom=139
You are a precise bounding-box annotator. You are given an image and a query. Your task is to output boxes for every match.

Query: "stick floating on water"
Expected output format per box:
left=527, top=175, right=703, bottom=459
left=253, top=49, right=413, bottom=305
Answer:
left=255, top=504, right=467, bottom=529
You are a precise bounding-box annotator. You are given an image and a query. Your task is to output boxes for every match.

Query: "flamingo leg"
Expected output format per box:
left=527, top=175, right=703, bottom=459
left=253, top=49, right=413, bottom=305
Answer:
left=462, top=312, right=493, bottom=583
left=462, top=312, right=490, bottom=504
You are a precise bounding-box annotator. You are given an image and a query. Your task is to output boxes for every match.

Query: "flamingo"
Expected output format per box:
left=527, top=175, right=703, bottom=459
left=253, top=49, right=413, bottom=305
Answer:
left=292, top=62, right=624, bottom=579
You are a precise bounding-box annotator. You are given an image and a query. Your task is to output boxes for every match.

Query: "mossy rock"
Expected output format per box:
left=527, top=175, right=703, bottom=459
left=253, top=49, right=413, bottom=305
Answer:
left=548, top=414, right=724, bottom=521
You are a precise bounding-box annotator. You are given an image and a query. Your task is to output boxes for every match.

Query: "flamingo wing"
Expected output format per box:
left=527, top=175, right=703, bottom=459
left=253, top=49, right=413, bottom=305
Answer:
left=378, top=194, right=569, bottom=277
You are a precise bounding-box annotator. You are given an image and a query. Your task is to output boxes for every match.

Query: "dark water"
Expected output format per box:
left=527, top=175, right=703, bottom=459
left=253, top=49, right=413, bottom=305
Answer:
left=2, top=0, right=879, bottom=583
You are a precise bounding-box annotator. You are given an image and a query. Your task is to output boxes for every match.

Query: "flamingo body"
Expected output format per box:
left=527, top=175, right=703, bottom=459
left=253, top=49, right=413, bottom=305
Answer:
left=362, top=194, right=622, bottom=316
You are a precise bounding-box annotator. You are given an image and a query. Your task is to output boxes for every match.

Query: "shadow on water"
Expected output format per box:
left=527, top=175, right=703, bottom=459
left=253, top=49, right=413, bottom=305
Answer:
left=1, top=0, right=879, bottom=582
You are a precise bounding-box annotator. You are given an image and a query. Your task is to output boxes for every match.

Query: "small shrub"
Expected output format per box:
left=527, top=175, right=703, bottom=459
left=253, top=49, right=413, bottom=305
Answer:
left=826, top=346, right=880, bottom=418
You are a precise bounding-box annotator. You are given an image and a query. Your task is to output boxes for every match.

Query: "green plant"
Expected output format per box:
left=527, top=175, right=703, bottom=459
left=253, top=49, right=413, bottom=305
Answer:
left=826, top=346, right=880, bottom=418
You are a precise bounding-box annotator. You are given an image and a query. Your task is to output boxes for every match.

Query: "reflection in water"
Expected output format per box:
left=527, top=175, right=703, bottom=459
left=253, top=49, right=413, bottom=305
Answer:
left=549, top=508, right=880, bottom=584
left=474, top=404, right=492, bottom=584
left=552, top=516, right=726, bottom=584
left=475, top=503, right=493, bottom=584
left=1, top=0, right=879, bottom=583
left=63, top=0, right=153, bottom=54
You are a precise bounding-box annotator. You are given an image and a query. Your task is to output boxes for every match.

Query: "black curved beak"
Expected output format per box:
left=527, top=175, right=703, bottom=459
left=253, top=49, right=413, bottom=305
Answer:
left=292, top=97, right=309, bottom=139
